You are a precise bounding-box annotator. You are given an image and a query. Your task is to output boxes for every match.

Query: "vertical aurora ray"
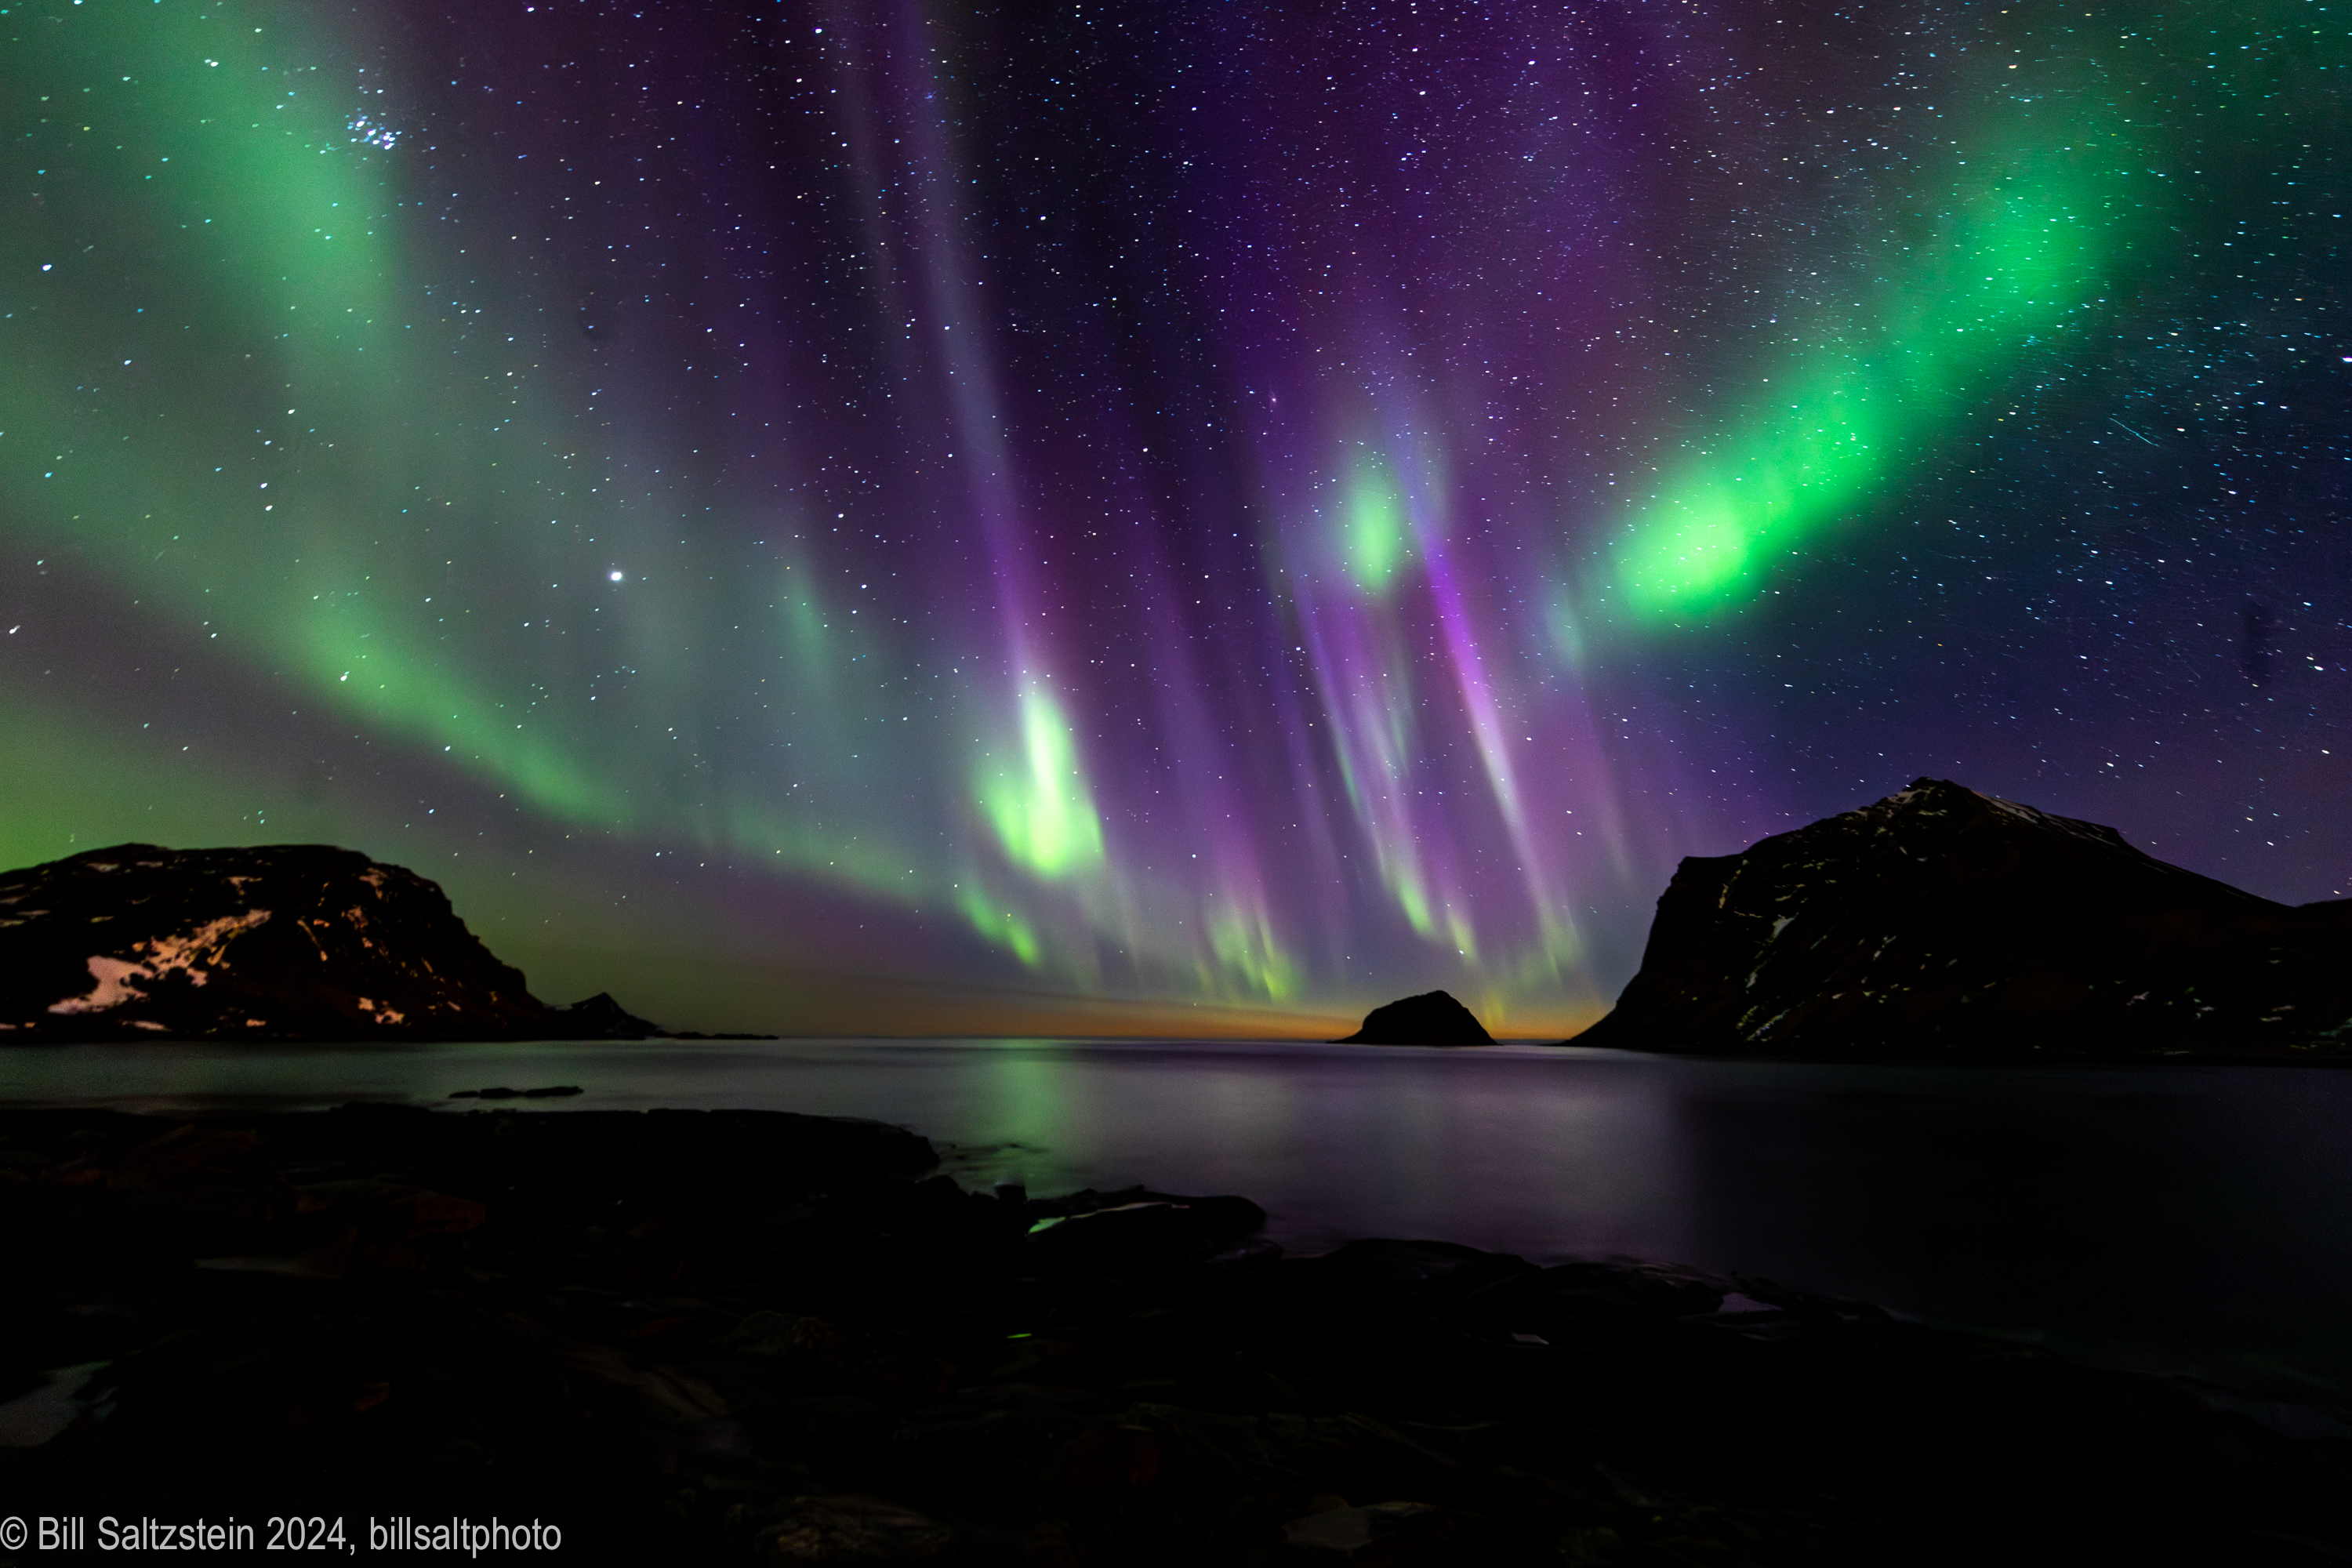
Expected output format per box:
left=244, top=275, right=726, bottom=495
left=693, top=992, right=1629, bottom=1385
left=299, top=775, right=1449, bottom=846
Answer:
left=976, top=684, right=1104, bottom=880
left=1341, top=452, right=1411, bottom=594
left=1283, top=441, right=1481, bottom=960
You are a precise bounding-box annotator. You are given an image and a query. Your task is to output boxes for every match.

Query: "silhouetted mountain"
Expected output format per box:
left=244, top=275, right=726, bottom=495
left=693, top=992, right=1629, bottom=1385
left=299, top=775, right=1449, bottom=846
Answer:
left=1572, top=779, right=2352, bottom=1059
left=1338, top=989, right=1495, bottom=1046
left=0, top=844, right=663, bottom=1042
left=556, top=991, right=668, bottom=1040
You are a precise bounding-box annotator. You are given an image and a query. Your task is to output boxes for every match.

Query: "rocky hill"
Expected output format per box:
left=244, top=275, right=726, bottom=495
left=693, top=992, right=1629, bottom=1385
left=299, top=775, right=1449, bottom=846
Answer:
left=1336, top=989, right=1495, bottom=1046
left=0, top=844, right=661, bottom=1041
left=1573, top=779, right=2352, bottom=1059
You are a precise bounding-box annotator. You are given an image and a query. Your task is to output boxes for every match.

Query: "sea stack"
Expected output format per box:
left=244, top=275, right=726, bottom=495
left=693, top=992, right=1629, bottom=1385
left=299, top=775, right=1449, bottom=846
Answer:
left=1573, top=779, right=2352, bottom=1059
left=0, top=843, right=641, bottom=1041
left=1338, top=989, right=1495, bottom=1046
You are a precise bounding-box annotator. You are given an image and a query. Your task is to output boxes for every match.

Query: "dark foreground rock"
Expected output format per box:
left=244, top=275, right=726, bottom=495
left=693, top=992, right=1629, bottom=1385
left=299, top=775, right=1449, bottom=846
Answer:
left=1573, top=779, right=2352, bottom=1060
left=0, top=844, right=665, bottom=1041
left=3, top=1106, right=2346, bottom=1565
left=1337, top=990, right=1494, bottom=1046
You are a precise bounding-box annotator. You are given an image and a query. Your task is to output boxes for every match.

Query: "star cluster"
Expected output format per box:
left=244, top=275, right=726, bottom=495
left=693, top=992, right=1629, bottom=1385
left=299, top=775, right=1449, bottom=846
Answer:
left=2, top=0, right=2345, bottom=1034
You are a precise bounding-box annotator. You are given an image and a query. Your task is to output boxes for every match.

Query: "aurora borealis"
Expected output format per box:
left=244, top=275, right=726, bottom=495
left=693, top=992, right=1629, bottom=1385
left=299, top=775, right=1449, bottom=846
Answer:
left=2, top=0, right=2346, bottom=1036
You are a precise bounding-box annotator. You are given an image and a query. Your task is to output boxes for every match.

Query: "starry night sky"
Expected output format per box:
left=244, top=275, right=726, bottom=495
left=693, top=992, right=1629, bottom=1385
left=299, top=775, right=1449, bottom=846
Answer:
left=2, top=0, right=2346, bottom=1036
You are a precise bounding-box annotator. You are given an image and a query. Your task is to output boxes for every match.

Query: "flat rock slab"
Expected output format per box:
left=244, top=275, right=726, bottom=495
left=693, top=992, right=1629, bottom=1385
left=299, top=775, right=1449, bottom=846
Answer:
left=2, top=1105, right=2345, bottom=1564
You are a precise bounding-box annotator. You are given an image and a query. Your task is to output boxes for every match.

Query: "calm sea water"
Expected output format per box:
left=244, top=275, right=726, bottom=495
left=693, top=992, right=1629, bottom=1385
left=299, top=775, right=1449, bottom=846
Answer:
left=5, top=1038, right=2350, bottom=1413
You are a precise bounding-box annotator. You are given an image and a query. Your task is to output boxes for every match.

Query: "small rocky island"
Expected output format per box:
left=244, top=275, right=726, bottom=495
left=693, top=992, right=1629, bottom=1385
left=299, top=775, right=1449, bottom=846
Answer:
left=0, top=844, right=667, bottom=1041
left=1573, top=779, right=2352, bottom=1059
left=1336, top=990, right=1495, bottom=1046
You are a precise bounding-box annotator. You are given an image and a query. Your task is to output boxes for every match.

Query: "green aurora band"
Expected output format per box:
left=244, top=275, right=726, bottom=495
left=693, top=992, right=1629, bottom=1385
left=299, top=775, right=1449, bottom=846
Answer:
left=1608, top=111, right=2158, bottom=620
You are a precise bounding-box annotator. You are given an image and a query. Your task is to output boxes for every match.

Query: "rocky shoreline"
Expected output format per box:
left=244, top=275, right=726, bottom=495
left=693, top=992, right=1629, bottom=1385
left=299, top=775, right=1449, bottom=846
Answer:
left=2, top=1105, right=2346, bottom=1565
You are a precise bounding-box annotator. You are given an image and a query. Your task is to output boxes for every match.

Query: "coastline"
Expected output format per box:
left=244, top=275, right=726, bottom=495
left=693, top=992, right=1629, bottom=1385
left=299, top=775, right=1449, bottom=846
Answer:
left=1544, top=1042, right=2352, bottom=1067
left=2, top=1103, right=2345, bottom=1564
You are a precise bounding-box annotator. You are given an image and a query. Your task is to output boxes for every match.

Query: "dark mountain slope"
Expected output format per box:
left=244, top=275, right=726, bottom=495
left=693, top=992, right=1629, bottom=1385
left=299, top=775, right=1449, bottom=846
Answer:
left=0, top=843, right=651, bottom=1041
left=1573, top=779, right=2352, bottom=1059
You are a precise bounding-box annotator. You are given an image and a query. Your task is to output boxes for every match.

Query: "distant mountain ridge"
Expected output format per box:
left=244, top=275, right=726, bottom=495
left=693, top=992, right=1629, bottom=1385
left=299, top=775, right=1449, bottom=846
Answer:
left=1573, top=779, right=2352, bottom=1059
left=0, top=844, right=665, bottom=1041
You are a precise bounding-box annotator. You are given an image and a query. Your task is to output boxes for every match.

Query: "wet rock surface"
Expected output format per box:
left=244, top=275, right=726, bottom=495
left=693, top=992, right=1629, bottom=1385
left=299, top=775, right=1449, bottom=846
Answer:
left=1336, top=991, right=1494, bottom=1047
left=1574, top=779, right=2352, bottom=1059
left=3, top=1105, right=2346, bottom=1564
left=0, top=844, right=661, bottom=1041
